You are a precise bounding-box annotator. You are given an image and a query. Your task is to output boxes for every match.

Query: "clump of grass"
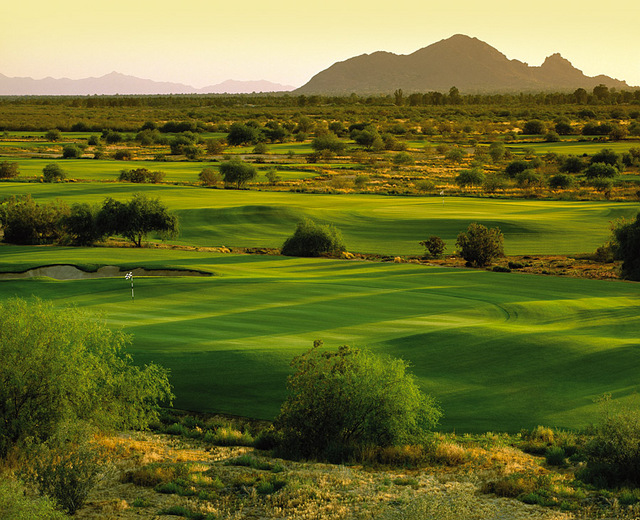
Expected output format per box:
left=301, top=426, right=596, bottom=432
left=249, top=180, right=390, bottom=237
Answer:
left=203, top=427, right=254, bottom=447
left=482, top=472, right=538, bottom=498
left=434, top=441, right=467, bottom=466
left=132, top=496, right=151, bottom=507
left=225, top=454, right=275, bottom=471
left=545, top=446, right=566, bottom=466
left=393, top=477, right=419, bottom=488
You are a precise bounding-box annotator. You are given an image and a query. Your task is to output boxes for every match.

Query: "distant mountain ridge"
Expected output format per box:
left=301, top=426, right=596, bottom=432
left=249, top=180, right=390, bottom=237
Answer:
left=296, top=34, right=633, bottom=95
left=0, top=72, right=295, bottom=96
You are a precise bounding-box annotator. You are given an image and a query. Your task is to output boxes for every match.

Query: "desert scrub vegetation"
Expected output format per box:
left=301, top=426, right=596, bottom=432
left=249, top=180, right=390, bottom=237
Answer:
left=281, top=218, right=346, bottom=257
left=272, top=342, right=442, bottom=462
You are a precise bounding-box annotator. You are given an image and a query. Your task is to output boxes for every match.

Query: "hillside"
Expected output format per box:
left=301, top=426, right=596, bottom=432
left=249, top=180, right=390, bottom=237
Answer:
left=296, top=34, right=632, bottom=95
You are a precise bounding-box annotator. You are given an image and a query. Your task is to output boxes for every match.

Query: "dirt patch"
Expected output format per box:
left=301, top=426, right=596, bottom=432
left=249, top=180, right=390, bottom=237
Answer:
left=0, top=265, right=212, bottom=281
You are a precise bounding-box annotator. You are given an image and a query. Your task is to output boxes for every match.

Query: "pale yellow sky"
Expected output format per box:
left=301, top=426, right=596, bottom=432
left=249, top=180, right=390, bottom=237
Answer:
left=1, top=0, right=638, bottom=88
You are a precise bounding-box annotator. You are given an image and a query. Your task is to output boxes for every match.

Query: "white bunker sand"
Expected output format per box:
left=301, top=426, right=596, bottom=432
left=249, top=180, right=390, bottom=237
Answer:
left=0, top=265, right=210, bottom=280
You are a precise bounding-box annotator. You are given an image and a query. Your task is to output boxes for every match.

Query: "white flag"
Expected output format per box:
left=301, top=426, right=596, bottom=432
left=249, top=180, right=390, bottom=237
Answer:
left=125, top=272, right=133, bottom=280
left=440, top=190, right=444, bottom=196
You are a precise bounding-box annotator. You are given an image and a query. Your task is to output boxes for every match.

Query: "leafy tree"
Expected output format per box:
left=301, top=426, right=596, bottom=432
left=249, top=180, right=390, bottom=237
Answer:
left=265, top=169, right=281, bottom=185
left=515, top=169, right=541, bottom=187
left=281, top=218, right=345, bottom=257
left=311, top=133, right=345, bottom=155
left=455, top=168, right=484, bottom=188
left=591, top=149, right=623, bottom=171
left=456, top=222, right=504, bottom=267
left=393, top=152, right=414, bottom=166
left=199, top=167, right=222, bottom=186
left=45, top=129, right=62, bottom=141
left=119, top=167, right=164, bottom=183
left=62, top=202, right=104, bottom=245
left=0, top=161, right=19, bottom=179
left=0, top=195, right=68, bottom=244
left=488, top=142, right=506, bottom=162
left=549, top=173, right=575, bottom=190
left=445, top=148, right=465, bottom=163
left=97, top=193, right=179, bottom=247
left=226, top=122, right=263, bottom=146
left=522, top=120, right=545, bottom=134
left=544, top=131, right=560, bottom=142
left=253, top=142, right=269, bottom=154
left=274, top=343, right=441, bottom=460
left=419, top=236, right=446, bottom=258
left=62, top=144, right=82, bottom=158
left=584, top=162, right=619, bottom=179
left=103, top=130, right=123, bottom=144
left=504, top=160, right=529, bottom=178
left=42, top=163, right=66, bottom=182
left=220, top=159, right=257, bottom=189
left=611, top=213, right=640, bottom=280
left=0, top=298, right=173, bottom=458
left=559, top=155, right=585, bottom=173
left=205, top=138, right=226, bottom=154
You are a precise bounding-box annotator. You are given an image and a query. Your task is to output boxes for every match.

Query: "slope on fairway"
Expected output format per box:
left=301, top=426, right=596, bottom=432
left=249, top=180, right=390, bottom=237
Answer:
left=1, top=182, right=637, bottom=256
left=1, top=247, right=638, bottom=432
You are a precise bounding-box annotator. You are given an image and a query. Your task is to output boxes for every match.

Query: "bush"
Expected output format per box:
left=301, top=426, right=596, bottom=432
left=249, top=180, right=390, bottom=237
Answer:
left=419, top=236, right=446, bottom=258
left=62, top=144, right=82, bottom=159
left=0, top=160, right=20, bottom=179
left=455, top=168, right=484, bottom=188
left=281, top=218, right=345, bottom=257
left=0, top=479, right=66, bottom=520
left=611, top=213, right=640, bottom=280
left=514, top=169, right=541, bottom=188
left=456, top=222, right=504, bottom=267
left=118, top=168, right=164, bottom=183
left=61, top=202, right=104, bottom=245
left=580, top=397, right=640, bottom=487
left=0, top=298, right=173, bottom=457
left=584, top=162, right=619, bottom=179
left=220, top=159, right=257, bottom=188
left=560, top=155, right=585, bottom=173
left=199, top=167, right=221, bottom=186
left=113, top=150, right=132, bottom=161
left=42, top=163, right=66, bottom=182
left=45, top=129, right=62, bottom=142
left=0, top=195, right=68, bottom=244
left=311, top=133, right=345, bottom=155
left=549, top=174, right=574, bottom=190
left=545, top=446, right=566, bottom=466
left=504, top=160, right=529, bottom=178
left=274, top=343, right=441, bottom=461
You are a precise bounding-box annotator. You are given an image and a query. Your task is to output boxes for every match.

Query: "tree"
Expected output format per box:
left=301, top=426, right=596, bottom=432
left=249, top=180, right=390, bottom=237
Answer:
left=62, top=144, right=82, bottom=159
left=559, top=155, right=585, bottom=173
left=226, top=122, right=262, bottom=146
left=456, top=222, right=504, bottom=267
left=199, top=167, right=222, bottom=186
left=0, top=298, right=173, bottom=458
left=45, top=129, right=62, bottom=141
left=419, top=236, right=446, bottom=258
left=97, top=193, right=179, bottom=247
left=220, top=159, right=257, bottom=189
left=274, top=343, right=441, bottom=461
left=488, top=142, right=506, bottom=162
left=611, top=213, right=640, bottom=280
left=62, top=203, right=104, bottom=245
left=0, top=161, right=19, bottom=179
left=455, top=168, right=484, bottom=188
left=522, top=120, right=545, bottom=134
left=311, top=133, right=345, bottom=155
left=42, top=163, right=66, bottom=182
left=549, top=174, right=575, bottom=190
left=584, top=162, right=619, bottom=179
left=281, top=218, right=345, bottom=257
left=504, top=160, right=529, bottom=178
left=591, top=149, right=623, bottom=171
left=0, top=195, right=68, bottom=245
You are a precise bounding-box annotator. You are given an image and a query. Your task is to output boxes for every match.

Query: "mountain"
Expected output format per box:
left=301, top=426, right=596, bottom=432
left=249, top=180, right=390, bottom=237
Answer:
left=296, top=34, right=632, bottom=95
left=0, top=72, right=295, bottom=96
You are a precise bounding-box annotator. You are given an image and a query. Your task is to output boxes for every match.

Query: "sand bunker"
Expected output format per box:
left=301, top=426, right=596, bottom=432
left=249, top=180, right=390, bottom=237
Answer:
left=0, top=264, right=211, bottom=281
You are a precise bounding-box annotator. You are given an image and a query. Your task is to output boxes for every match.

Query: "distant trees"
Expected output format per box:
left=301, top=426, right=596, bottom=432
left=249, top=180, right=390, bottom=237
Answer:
left=456, top=222, right=504, bottom=267
left=311, top=133, right=346, bottom=155
left=45, top=129, right=62, bottom=141
left=220, top=159, right=257, bottom=188
left=455, top=168, right=484, bottom=188
left=1, top=193, right=178, bottom=247
left=118, top=167, right=165, bottom=183
left=226, top=122, right=263, bottom=146
left=62, top=144, right=82, bottom=158
left=281, top=218, right=345, bottom=257
left=419, top=236, right=446, bottom=258
left=273, top=343, right=441, bottom=461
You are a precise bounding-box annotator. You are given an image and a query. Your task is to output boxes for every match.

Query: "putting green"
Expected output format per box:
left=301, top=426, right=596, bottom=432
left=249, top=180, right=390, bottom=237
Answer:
left=0, top=246, right=638, bottom=432
left=0, top=183, right=637, bottom=256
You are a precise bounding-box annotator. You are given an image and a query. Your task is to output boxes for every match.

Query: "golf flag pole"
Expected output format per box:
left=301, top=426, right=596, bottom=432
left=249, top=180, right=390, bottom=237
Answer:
left=440, top=190, right=445, bottom=206
left=125, top=272, right=134, bottom=300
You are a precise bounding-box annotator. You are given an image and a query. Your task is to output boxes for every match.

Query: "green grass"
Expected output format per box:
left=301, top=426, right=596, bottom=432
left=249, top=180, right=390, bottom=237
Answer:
left=0, top=158, right=317, bottom=182
left=0, top=182, right=637, bottom=255
left=0, top=246, right=638, bottom=433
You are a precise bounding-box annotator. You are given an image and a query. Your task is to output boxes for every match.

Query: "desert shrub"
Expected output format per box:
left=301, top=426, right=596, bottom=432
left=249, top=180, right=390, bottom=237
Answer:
left=515, top=168, right=541, bottom=187
left=20, top=426, right=106, bottom=515
left=482, top=174, right=509, bottom=193
left=119, top=168, right=165, bottom=183
left=415, top=179, right=435, bottom=192
left=492, top=265, right=511, bottom=273
left=584, top=162, right=619, bottom=179
left=445, top=148, right=465, bottom=163
left=199, top=167, right=221, bottom=186
left=61, top=144, right=82, bottom=159
left=588, top=178, right=613, bottom=192
left=42, top=163, right=66, bottom=182
left=274, top=343, right=441, bottom=461
left=0, top=160, right=20, bottom=178
left=580, top=397, right=640, bottom=487
left=455, top=168, right=484, bottom=188
left=545, top=446, right=567, bottom=466
left=220, top=159, right=257, bottom=188
left=505, top=160, right=529, bottom=178
left=560, top=155, right=585, bottom=173
left=113, top=149, right=132, bottom=160
left=202, top=427, right=254, bottom=446
left=456, top=222, right=504, bottom=267
left=434, top=441, right=467, bottom=466
left=591, top=148, right=623, bottom=170
left=611, top=213, right=640, bottom=280
left=61, top=202, right=104, bottom=245
left=265, top=169, right=281, bottom=185
left=523, top=119, right=545, bottom=134
left=281, top=218, right=345, bottom=257
left=419, top=236, right=446, bottom=258
left=393, top=152, right=414, bottom=165
left=0, top=298, right=173, bottom=458
left=0, top=194, right=68, bottom=244
left=311, top=133, right=345, bottom=155
left=482, top=472, right=538, bottom=498
left=549, top=173, right=575, bottom=190
left=45, top=129, right=62, bottom=141
left=0, top=479, right=67, bottom=520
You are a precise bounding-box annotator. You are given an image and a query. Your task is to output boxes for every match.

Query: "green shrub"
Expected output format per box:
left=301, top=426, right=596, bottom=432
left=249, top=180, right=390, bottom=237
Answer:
left=281, top=218, right=345, bottom=257
left=62, top=144, right=82, bottom=159
left=0, top=160, right=20, bottom=179
left=456, top=222, right=504, bottom=267
left=419, top=236, right=446, bottom=258
left=42, top=163, right=66, bottom=182
left=274, top=343, right=441, bottom=461
left=0, top=478, right=67, bottom=520
left=612, top=213, right=640, bottom=281
left=545, top=446, right=566, bottom=466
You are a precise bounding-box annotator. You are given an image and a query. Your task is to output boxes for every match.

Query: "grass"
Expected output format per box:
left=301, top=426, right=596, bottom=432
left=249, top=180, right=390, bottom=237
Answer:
left=1, top=182, right=637, bottom=255
left=0, top=247, right=638, bottom=433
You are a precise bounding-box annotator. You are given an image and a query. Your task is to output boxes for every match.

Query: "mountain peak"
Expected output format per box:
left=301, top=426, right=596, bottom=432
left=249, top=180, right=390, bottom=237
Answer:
left=541, top=53, right=572, bottom=68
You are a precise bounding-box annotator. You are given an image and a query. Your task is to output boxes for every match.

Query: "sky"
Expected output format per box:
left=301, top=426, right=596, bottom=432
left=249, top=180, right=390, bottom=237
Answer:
left=1, top=0, right=639, bottom=89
